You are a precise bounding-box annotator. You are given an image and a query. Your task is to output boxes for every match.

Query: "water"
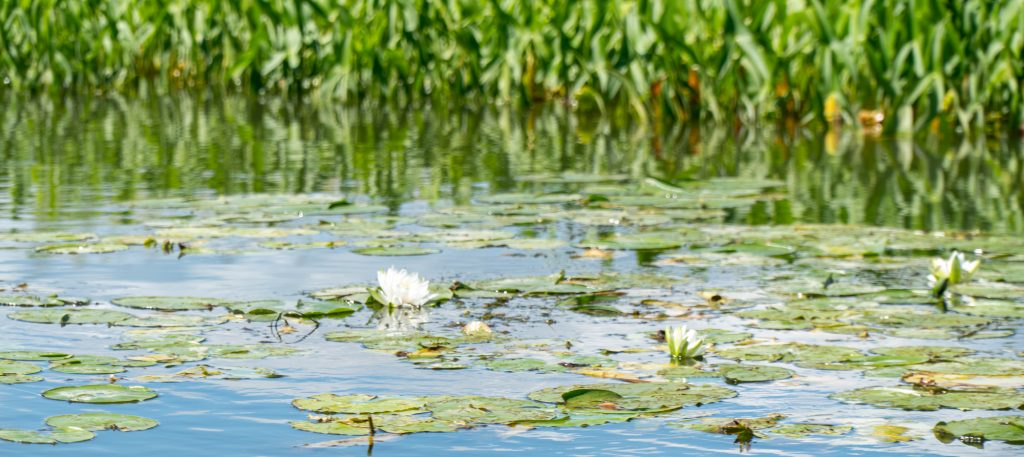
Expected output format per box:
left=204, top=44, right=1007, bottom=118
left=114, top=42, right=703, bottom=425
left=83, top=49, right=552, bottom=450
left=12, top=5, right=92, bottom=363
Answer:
left=0, top=95, right=1022, bottom=456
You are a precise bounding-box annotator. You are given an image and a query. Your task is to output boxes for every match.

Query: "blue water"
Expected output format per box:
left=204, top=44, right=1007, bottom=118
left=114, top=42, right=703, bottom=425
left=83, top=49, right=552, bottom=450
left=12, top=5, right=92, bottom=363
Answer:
left=1, top=98, right=1022, bottom=456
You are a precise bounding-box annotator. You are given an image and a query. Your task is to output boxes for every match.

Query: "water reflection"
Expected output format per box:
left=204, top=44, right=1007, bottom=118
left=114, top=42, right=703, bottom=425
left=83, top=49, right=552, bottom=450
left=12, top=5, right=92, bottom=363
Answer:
left=1, top=94, right=1021, bottom=233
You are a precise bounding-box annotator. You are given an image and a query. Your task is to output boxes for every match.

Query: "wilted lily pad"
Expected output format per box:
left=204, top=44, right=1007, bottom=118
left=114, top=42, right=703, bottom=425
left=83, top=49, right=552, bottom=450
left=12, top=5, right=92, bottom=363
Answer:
left=42, top=385, right=158, bottom=404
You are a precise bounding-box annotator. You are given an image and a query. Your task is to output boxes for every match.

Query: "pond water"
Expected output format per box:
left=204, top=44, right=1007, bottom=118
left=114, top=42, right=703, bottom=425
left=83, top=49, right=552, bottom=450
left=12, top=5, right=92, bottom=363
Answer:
left=1, top=96, right=1023, bottom=456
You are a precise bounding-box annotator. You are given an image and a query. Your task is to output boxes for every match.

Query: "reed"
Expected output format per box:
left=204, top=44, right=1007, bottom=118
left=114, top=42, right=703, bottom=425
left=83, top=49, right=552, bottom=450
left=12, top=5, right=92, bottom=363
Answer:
left=1, top=1, right=1022, bottom=131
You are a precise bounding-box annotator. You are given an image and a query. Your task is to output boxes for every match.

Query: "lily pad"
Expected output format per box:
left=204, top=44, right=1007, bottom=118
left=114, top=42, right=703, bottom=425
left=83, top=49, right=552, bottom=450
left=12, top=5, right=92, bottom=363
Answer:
left=292, top=394, right=426, bottom=414
left=719, top=364, right=794, bottom=383
left=771, top=423, right=853, bottom=438
left=428, top=396, right=561, bottom=424
left=0, top=360, right=42, bottom=375
left=832, top=386, right=1024, bottom=411
left=35, top=243, right=129, bottom=254
left=933, top=415, right=1024, bottom=445
left=111, top=296, right=229, bottom=311
left=352, top=246, right=440, bottom=256
left=0, top=428, right=95, bottom=444
left=8, top=308, right=133, bottom=325
left=45, top=413, right=159, bottom=432
left=0, top=374, right=44, bottom=384
left=42, top=384, right=158, bottom=404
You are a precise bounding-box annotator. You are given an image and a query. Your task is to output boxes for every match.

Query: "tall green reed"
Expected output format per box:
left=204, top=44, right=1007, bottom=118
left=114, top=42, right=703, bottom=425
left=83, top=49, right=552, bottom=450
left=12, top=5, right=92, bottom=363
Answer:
left=1, top=1, right=1022, bottom=131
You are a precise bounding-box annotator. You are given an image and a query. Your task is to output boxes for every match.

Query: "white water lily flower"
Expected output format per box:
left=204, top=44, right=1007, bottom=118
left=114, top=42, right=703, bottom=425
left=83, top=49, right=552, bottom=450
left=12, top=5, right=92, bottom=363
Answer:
left=462, top=321, right=493, bottom=336
left=665, top=325, right=705, bottom=360
left=376, top=267, right=437, bottom=308
left=928, top=251, right=980, bottom=287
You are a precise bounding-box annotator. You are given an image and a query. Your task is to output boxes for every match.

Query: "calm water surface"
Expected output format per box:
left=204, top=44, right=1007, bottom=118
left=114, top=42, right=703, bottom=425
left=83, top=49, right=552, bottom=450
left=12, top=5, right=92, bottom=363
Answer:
left=0, top=96, right=1022, bottom=456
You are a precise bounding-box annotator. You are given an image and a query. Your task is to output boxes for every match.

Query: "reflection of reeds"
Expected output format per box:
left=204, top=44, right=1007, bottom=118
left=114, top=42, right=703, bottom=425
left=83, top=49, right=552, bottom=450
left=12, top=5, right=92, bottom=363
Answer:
left=1, top=1, right=1022, bottom=130
left=0, top=95, right=1020, bottom=232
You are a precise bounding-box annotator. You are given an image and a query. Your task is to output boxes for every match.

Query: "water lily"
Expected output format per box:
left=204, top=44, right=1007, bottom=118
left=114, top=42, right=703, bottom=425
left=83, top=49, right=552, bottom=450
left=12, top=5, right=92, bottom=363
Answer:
left=375, top=267, right=437, bottom=308
left=462, top=321, right=493, bottom=336
left=929, top=251, right=980, bottom=292
left=664, top=325, right=705, bottom=360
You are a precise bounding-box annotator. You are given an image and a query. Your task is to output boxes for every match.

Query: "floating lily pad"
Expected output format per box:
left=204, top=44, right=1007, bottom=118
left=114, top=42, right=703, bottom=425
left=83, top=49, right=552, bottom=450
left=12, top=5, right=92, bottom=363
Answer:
left=42, top=385, right=158, bottom=404
left=951, top=282, right=1024, bottom=300
left=8, top=308, right=133, bottom=325
left=771, top=423, right=853, bottom=438
left=293, top=394, right=426, bottom=414
left=528, top=382, right=735, bottom=412
left=0, top=351, right=72, bottom=361
left=0, top=294, right=87, bottom=307
left=35, top=243, right=130, bottom=254
left=0, top=374, right=43, bottom=384
left=832, top=386, right=1024, bottom=411
left=45, top=413, right=159, bottom=432
left=933, top=415, right=1024, bottom=445
left=0, top=428, right=95, bottom=444
left=428, top=396, right=561, bottom=424
left=352, top=246, right=440, bottom=256
left=0, top=360, right=42, bottom=375
left=482, top=358, right=567, bottom=373
left=50, top=364, right=125, bottom=375
left=577, top=233, right=682, bottom=251
left=111, top=296, right=230, bottom=311
left=719, top=364, right=794, bottom=383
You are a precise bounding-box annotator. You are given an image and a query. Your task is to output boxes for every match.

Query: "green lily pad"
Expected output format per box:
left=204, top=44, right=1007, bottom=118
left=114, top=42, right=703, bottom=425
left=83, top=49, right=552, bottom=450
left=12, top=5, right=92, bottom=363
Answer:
left=428, top=396, right=561, bottom=424
left=832, top=386, right=1024, bottom=411
left=528, top=382, right=735, bottom=412
left=42, top=384, right=158, bottom=404
left=0, top=374, right=44, bottom=384
left=576, top=233, right=682, bottom=251
left=0, top=428, right=95, bottom=444
left=352, top=246, right=440, bottom=256
left=714, top=343, right=862, bottom=364
left=771, top=423, right=853, bottom=438
left=292, top=394, right=426, bottom=414
left=483, top=358, right=568, bottom=373
left=0, top=294, right=87, bottom=307
left=50, top=364, right=126, bottom=375
left=0, top=232, right=97, bottom=243
left=0, top=351, right=72, bottom=361
left=933, top=415, right=1024, bottom=445
left=45, top=413, right=159, bottom=432
left=8, top=308, right=133, bottom=325
left=719, top=364, right=794, bottom=383
left=952, top=283, right=1024, bottom=299
left=111, top=296, right=230, bottom=311
left=0, top=360, right=42, bottom=375
left=35, top=243, right=129, bottom=254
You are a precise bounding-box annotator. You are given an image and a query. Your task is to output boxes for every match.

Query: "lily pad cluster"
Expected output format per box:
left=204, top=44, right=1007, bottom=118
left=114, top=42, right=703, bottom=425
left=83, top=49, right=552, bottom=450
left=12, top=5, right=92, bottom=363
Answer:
left=289, top=382, right=736, bottom=436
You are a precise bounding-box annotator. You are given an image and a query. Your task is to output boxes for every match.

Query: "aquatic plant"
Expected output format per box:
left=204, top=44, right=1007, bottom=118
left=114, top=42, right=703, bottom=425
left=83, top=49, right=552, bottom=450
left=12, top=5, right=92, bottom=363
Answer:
left=929, top=251, right=980, bottom=295
left=1, top=1, right=1022, bottom=130
left=374, top=267, right=436, bottom=309
left=664, top=325, right=706, bottom=360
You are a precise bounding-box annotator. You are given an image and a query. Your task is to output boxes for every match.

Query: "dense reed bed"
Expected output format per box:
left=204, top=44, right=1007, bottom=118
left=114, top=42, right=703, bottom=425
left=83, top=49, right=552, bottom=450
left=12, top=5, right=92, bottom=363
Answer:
left=1, top=1, right=1022, bottom=131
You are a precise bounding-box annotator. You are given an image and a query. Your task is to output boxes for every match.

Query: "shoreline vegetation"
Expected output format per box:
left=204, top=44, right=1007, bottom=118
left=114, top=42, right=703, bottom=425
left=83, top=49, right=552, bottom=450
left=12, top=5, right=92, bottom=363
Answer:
left=1, top=1, right=1023, bottom=133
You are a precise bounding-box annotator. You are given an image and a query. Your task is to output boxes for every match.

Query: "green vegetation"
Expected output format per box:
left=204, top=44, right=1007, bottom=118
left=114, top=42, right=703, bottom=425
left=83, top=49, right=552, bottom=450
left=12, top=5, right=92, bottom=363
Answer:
left=1, top=1, right=1022, bottom=130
